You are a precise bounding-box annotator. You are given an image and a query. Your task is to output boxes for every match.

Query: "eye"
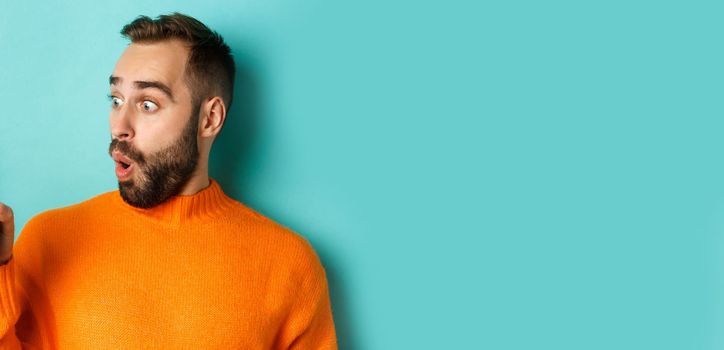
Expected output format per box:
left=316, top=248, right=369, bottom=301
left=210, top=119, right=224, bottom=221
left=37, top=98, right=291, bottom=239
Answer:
left=141, top=100, right=159, bottom=112
left=108, top=95, right=124, bottom=109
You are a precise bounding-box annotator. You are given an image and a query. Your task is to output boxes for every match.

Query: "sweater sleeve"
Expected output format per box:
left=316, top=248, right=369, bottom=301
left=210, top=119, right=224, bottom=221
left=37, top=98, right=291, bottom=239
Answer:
left=281, top=239, right=338, bottom=350
left=0, top=214, right=48, bottom=349
left=0, top=256, right=24, bottom=349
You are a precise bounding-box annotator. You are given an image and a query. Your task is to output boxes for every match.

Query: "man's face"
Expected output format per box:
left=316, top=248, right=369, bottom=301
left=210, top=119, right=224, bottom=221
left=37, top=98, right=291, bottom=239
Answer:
left=108, top=39, right=200, bottom=209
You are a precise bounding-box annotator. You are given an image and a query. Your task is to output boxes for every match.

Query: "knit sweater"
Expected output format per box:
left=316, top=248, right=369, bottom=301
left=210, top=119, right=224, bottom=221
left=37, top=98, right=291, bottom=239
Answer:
left=0, top=178, right=337, bottom=349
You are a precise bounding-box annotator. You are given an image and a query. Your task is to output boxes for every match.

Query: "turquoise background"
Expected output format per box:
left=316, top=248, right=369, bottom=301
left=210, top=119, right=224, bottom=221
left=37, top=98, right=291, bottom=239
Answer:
left=1, top=1, right=723, bottom=348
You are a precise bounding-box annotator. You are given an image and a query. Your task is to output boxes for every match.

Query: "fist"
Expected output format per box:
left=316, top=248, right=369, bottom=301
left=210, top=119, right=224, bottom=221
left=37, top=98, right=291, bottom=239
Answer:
left=0, top=203, right=15, bottom=265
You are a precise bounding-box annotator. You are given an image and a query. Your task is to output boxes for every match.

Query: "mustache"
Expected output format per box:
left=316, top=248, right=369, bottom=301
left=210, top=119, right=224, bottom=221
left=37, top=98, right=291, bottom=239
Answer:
left=108, top=139, right=146, bottom=165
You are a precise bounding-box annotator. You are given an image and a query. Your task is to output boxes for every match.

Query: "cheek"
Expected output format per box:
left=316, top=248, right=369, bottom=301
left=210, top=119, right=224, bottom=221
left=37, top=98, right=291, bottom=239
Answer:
left=134, top=120, right=177, bottom=153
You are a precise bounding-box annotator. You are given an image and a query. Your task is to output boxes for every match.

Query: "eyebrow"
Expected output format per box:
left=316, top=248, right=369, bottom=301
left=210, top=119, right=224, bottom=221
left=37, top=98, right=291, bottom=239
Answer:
left=109, top=75, right=176, bottom=103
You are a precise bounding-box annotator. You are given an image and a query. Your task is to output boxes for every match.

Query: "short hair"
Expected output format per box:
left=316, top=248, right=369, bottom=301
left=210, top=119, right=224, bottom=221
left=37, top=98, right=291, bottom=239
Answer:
left=120, top=12, right=236, bottom=111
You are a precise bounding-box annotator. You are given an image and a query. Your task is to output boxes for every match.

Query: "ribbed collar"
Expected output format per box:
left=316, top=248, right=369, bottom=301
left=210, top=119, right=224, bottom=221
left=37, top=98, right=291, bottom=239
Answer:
left=113, top=178, right=237, bottom=225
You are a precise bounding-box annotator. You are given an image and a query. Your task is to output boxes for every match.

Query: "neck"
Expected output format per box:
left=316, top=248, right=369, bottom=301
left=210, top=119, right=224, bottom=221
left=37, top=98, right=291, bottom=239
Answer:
left=178, top=162, right=210, bottom=195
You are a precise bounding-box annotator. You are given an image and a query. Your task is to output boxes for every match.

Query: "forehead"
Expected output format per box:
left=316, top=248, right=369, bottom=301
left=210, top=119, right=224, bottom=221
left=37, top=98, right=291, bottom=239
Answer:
left=111, top=40, right=189, bottom=90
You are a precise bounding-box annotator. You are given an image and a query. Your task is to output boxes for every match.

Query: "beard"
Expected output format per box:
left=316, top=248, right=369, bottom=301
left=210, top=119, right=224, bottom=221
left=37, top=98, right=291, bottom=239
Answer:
left=108, top=105, right=200, bottom=209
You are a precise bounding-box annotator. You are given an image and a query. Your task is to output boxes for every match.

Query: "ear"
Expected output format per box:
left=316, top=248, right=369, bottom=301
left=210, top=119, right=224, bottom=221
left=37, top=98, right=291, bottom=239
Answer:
left=198, top=96, right=227, bottom=138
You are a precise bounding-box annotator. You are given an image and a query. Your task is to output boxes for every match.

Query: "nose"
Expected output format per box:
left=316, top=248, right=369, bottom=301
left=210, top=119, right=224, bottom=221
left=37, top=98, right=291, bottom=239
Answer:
left=110, top=104, right=135, bottom=141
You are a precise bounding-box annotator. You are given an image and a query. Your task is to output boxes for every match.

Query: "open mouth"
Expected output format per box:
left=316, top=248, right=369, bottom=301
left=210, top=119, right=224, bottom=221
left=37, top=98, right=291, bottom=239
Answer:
left=112, top=152, right=136, bottom=179
left=112, top=152, right=134, bottom=166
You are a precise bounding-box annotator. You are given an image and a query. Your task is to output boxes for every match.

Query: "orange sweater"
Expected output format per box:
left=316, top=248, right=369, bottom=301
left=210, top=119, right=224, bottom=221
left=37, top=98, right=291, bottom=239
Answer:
left=0, top=179, right=337, bottom=349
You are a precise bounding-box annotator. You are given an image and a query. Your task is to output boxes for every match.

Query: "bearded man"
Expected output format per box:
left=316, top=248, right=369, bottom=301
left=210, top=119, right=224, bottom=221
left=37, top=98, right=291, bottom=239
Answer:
left=0, top=12, right=337, bottom=349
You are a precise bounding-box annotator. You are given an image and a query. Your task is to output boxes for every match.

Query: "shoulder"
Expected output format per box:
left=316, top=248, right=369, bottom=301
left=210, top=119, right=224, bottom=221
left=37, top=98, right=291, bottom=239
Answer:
left=224, top=200, right=305, bottom=243
left=15, top=190, right=118, bottom=262
left=22, top=190, right=118, bottom=233
left=225, top=201, right=326, bottom=276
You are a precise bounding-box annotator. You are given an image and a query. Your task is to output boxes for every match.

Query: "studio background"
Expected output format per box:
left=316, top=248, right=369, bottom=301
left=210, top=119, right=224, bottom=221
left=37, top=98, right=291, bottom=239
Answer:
left=1, top=1, right=723, bottom=349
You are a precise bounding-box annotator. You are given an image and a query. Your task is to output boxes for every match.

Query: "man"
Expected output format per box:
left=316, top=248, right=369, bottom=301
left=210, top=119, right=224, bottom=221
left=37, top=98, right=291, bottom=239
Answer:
left=0, top=13, right=337, bottom=349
